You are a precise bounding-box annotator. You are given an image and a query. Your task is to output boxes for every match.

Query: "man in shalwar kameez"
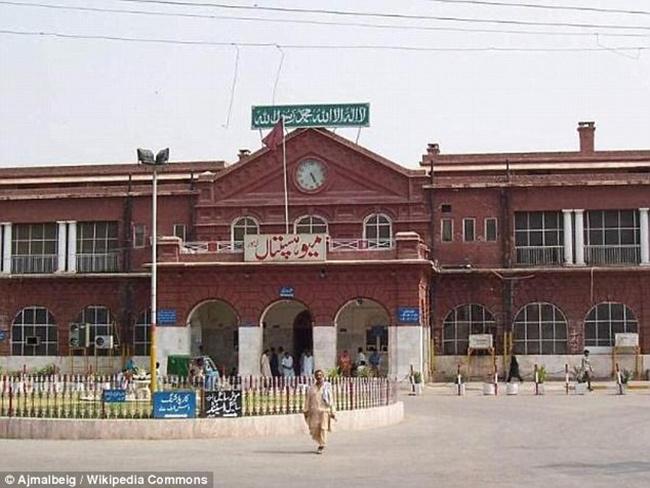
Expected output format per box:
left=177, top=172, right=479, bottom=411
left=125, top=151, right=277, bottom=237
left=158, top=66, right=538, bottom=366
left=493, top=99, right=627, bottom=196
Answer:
left=303, top=369, right=335, bottom=454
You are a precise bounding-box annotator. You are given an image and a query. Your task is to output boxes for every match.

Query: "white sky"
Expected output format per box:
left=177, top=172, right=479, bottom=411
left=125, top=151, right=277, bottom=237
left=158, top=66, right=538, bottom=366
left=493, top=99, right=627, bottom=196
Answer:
left=1, top=0, right=649, bottom=169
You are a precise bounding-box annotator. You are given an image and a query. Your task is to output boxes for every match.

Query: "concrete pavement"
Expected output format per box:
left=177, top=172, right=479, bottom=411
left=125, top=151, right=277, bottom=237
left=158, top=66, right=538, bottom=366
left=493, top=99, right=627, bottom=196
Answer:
left=1, top=384, right=649, bottom=488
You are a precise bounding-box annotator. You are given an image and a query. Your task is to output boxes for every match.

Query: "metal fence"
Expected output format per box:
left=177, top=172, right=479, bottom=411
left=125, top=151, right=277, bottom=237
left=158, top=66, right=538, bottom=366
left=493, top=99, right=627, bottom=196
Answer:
left=0, top=374, right=398, bottom=419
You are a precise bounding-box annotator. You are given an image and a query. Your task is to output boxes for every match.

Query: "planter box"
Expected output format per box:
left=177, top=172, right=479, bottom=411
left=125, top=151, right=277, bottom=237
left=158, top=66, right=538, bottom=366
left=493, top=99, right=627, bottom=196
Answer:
left=536, top=383, right=545, bottom=395
left=414, top=383, right=423, bottom=395
left=506, top=383, right=519, bottom=395
left=483, top=383, right=496, bottom=396
left=575, top=383, right=587, bottom=395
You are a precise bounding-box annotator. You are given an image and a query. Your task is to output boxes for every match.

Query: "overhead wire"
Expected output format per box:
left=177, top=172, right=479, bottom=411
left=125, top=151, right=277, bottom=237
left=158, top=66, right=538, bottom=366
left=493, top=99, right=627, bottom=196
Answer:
left=1, top=29, right=648, bottom=53
left=420, top=0, right=650, bottom=16
left=112, top=0, right=650, bottom=31
left=3, top=1, right=649, bottom=38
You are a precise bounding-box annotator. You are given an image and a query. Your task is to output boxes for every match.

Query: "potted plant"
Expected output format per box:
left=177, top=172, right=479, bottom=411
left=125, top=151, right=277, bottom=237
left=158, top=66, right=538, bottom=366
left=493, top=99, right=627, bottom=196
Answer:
left=535, top=365, right=547, bottom=395
left=412, top=371, right=423, bottom=395
left=618, top=368, right=632, bottom=394
left=573, top=366, right=587, bottom=395
left=482, top=375, right=496, bottom=396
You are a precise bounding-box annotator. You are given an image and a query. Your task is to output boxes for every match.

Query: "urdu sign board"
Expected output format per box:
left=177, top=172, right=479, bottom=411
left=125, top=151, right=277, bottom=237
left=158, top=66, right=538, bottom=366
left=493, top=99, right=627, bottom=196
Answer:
left=244, top=234, right=327, bottom=262
left=615, top=333, right=639, bottom=348
left=469, top=334, right=493, bottom=349
left=251, top=103, right=370, bottom=129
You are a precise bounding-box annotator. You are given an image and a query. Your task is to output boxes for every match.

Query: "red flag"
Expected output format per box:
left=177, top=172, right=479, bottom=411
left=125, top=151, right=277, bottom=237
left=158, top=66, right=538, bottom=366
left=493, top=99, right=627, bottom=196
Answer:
left=262, top=118, right=284, bottom=151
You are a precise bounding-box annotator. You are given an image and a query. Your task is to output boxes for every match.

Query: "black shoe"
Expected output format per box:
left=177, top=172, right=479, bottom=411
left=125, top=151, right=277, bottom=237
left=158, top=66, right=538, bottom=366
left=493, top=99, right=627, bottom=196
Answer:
left=317, top=446, right=324, bottom=454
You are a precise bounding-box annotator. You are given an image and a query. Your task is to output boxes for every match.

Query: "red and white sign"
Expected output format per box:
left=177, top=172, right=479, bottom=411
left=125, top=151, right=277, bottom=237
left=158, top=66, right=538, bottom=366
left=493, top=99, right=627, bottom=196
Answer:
left=244, top=234, right=327, bottom=262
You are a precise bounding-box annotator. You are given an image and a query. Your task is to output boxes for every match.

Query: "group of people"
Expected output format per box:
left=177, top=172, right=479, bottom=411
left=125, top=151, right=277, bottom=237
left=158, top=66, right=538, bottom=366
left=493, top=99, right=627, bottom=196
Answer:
left=260, top=348, right=315, bottom=377
left=337, top=347, right=382, bottom=376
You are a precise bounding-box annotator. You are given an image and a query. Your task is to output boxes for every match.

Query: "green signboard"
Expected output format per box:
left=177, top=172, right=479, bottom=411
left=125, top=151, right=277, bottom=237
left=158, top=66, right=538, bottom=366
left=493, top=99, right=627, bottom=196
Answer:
left=251, top=103, right=370, bottom=129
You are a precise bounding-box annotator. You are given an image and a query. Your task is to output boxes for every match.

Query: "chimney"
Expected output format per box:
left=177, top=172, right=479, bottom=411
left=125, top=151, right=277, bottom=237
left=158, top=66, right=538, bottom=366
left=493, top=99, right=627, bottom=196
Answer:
left=238, top=149, right=251, bottom=161
left=577, top=121, right=595, bottom=154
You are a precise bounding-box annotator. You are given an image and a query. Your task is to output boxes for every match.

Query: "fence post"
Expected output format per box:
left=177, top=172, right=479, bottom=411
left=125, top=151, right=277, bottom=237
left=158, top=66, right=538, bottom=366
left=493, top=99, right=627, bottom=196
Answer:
left=565, top=363, right=569, bottom=395
left=534, top=364, right=539, bottom=396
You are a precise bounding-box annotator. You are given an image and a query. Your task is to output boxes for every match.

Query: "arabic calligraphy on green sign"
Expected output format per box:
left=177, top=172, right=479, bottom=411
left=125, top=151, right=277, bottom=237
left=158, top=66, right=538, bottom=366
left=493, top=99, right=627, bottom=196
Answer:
left=251, top=103, right=370, bottom=129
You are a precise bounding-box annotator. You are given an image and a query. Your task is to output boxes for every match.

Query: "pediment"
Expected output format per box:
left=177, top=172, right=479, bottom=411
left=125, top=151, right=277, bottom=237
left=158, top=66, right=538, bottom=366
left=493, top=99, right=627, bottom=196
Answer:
left=211, top=129, right=423, bottom=205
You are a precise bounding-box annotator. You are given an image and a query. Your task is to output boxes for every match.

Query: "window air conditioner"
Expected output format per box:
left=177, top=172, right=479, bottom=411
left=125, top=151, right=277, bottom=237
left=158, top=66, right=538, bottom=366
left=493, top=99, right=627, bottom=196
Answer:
left=94, top=335, right=114, bottom=349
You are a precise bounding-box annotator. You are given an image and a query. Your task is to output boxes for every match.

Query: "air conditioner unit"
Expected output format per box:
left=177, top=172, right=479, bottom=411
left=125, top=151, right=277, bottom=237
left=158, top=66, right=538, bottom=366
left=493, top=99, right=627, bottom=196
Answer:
left=94, top=335, right=114, bottom=349
left=25, top=336, right=40, bottom=346
left=69, top=323, right=91, bottom=348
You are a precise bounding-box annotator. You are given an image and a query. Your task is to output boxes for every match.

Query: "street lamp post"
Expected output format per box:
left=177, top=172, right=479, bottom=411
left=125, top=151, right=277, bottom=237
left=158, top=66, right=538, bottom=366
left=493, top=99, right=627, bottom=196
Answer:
left=137, top=148, right=169, bottom=394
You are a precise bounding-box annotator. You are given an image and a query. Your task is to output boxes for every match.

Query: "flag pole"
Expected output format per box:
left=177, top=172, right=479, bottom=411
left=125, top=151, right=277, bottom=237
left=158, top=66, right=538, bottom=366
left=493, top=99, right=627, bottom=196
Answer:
left=281, top=117, right=289, bottom=234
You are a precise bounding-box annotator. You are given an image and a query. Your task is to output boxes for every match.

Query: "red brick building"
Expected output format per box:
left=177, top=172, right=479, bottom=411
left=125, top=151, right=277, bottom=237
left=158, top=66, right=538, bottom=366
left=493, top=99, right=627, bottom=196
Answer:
left=0, top=122, right=647, bottom=379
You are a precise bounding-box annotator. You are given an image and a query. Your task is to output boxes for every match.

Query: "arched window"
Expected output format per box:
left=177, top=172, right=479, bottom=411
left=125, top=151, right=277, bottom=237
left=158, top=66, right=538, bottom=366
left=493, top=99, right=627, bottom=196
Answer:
left=11, top=306, right=58, bottom=356
left=442, top=304, right=496, bottom=355
left=294, top=215, right=328, bottom=234
left=364, top=213, right=392, bottom=249
left=231, top=217, right=259, bottom=250
left=585, top=302, right=637, bottom=347
left=134, top=309, right=151, bottom=356
left=75, top=305, right=115, bottom=355
left=513, top=302, right=567, bottom=354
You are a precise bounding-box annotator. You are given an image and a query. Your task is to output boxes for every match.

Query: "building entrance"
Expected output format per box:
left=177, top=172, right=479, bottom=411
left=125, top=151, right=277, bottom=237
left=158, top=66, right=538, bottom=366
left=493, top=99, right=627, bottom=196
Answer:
left=187, top=299, right=238, bottom=374
left=262, top=300, right=313, bottom=374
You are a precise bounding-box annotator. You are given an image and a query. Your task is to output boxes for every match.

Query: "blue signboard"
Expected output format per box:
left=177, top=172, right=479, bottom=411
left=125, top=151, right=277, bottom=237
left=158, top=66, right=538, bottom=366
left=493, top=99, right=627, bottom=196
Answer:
left=397, top=307, right=420, bottom=324
left=103, top=389, right=126, bottom=403
left=153, top=391, right=196, bottom=419
left=279, top=286, right=295, bottom=298
left=157, top=309, right=177, bottom=326
left=0, top=330, right=6, bottom=342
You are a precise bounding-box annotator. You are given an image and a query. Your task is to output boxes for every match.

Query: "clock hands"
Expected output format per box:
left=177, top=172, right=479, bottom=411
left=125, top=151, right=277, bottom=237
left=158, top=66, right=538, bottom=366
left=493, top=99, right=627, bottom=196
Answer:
left=310, top=172, right=318, bottom=184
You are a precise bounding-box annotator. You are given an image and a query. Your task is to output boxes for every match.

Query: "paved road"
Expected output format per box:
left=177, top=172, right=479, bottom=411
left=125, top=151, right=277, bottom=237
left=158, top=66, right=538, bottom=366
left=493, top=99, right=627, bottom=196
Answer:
left=1, top=385, right=649, bottom=488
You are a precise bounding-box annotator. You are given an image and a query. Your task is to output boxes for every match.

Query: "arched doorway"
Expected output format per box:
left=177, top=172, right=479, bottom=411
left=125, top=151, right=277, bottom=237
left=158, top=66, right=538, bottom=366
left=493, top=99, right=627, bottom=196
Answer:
left=335, top=298, right=390, bottom=375
left=187, top=300, right=238, bottom=373
left=262, top=300, right=313, bottom=374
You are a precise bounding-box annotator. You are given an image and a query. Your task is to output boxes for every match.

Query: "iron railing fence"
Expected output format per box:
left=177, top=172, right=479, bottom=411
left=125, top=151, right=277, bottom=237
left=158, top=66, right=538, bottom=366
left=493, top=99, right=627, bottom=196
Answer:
left=0, top=374, right=397, bottom=419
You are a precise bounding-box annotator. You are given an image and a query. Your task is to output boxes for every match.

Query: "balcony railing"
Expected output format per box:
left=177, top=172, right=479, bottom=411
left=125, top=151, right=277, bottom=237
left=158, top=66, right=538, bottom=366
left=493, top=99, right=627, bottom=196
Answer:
left=515, top=246, right=564, bottom=266
left=76, top=252, right=121, bottom=273
left=584, top=245, right=640, bottom=265
left=11, top=254, right=57, bottom=274
left=180, top=238, right=395, bottom=254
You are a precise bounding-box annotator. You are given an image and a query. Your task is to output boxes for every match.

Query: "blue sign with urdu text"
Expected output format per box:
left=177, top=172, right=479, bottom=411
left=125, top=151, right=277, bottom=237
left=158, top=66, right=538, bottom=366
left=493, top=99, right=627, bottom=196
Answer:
left=157, top=309, right=177, bottom=326
left=103, top=389, right=126, bottom=403
left=397, top=307, right=420, bottom=324
left=279, top=286, right=295, bottom=298
left=153, top=391, right=196, bottom=419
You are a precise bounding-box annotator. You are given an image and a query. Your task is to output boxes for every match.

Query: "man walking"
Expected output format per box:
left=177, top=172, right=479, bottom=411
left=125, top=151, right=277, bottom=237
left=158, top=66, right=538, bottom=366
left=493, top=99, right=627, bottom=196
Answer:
left=581, top=349, right=594, bottom=391
left=303, top=369, right=335, bottom=454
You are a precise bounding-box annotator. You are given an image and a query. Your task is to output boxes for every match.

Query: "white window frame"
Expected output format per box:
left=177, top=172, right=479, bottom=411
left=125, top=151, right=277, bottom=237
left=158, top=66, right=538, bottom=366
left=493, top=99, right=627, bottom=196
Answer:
left=11, top=306, right=58, bottom=356
left=584, top=302, right=638, bottom=348
left=442, top=304, right=496, bottom=355
left=485, top=218, right=498, bottom=242
left=133, top=224, right=146, bottom=248
left=173, top=224, right=187, bottom=242
left=463, top=218, right=476, bottom=242
left=231, top=216, right=259, bottom=251
left=134, top=309, right=151, bottom=356
left=293, top=215, right=328, bottom=234
left=513, top=302, right=568, bottom=355
left=441, top=219, right=453, bottom=243
left=363, top=213, right=393, bottom=249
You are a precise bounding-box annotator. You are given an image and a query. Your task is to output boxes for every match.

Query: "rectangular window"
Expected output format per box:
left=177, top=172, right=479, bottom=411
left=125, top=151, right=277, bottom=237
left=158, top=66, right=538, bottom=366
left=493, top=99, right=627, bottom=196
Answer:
left=514, top=211, right=564, bottom=265
left=11, top=223, right=58, bottom=274
left=584, top=210, right=640, bottom=265
left=463, top=218, right=475, bottom=242
left=173, top=224, right=186, bottom=242
left=76, top=222, right=119, bottom=273
left=133, top=224, right=146, bottom=248
left=485, top=218, right=497, bottom=242
left=441, top=219, right=453, bottom=242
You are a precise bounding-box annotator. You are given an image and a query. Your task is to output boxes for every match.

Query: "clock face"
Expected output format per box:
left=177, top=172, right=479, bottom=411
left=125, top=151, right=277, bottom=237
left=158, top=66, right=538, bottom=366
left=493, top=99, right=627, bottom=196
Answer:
left=296, top=159, right=327, bottom=192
